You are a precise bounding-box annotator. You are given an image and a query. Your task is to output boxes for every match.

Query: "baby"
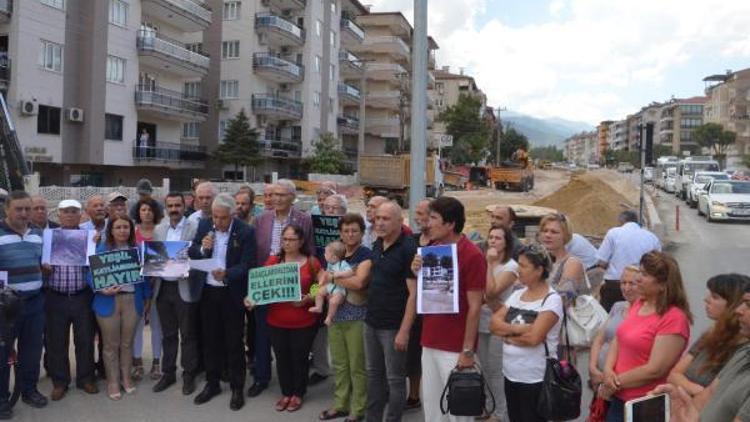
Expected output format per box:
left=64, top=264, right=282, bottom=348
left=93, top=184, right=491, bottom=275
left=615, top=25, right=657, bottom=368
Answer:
left=309, top=240, right=355, bottom=325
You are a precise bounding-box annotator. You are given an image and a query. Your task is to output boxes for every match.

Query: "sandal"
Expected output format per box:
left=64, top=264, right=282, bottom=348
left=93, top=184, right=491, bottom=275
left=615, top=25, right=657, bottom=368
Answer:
left=275, top=396, right=291, bottom=412
left=131, top=358, right=144, bottom=382
left=319, top=408, right=348, bottom=420
left=107, top=384, right=121, bottom=401
left=286, top=395, right=303, bottom=412
left=149, top=360, right=162, bottom=381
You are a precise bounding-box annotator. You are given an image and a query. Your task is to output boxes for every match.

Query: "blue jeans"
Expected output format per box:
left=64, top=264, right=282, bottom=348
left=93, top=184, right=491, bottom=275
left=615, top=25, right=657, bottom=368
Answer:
left=364, top=324, right=407, bottom=422
left=0, top=292, right=45, bottom=400
left=606, top=397, right=625, bottom=422
left=252, top=305, right=272, bottom=384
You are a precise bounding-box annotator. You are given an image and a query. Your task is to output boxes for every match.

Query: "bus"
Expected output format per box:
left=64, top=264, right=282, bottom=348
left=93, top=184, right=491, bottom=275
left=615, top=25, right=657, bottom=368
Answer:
left=676, top=157, right=720, bottom=200
left=655, top=156, right=679, bottom=190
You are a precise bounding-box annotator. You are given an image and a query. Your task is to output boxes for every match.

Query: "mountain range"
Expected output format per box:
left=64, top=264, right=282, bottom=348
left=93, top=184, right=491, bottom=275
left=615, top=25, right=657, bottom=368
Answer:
left=500, top=111, right=594, bottom=148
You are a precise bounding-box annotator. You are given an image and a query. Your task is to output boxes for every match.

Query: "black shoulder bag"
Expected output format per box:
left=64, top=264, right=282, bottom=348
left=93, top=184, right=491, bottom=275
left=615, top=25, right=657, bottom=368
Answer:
left=439, top=364, right=495, bottom=417
left=537, top=304, right=582, bottom=420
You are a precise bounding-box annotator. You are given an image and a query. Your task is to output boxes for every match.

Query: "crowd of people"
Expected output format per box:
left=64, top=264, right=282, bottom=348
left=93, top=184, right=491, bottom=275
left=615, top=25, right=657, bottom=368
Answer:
left=0, top=178, right=749, bottom=422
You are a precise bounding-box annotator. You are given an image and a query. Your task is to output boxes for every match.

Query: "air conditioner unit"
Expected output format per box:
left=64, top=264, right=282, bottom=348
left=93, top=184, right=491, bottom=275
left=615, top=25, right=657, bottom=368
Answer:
left=67, top=108, right=84, bottom=123
left=20, top=99, right=38, bottom=116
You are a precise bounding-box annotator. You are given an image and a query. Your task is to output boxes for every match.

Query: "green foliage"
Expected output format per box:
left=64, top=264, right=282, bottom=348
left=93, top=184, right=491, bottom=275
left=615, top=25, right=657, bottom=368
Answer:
left=604, top=149, right=640, bottom=167
left=693, top=123, right=736, bottom=168
left=653, top=144, right=674, bottom=159
left=212, top=109, right=261, bottom=180
left=529, top=145, right=563, bottom=162
left=498, top=127, right=530, bottom=161
left=438, top=94, right=491, bottom=164
left=307, top=132, right=348, bottom=175
left=742, top=155, right=750, bottom=169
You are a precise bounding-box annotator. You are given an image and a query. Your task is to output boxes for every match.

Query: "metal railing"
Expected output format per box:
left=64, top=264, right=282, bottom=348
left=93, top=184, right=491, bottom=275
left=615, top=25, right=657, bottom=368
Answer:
left=340, top=18, right=365, bottom=42
left=0, top=55, right=9, bottom=84
left=254, top=13, right=306, bottom=42
left=338, top=83, right=361, bottom=99
left=132, top=140, right=207, bottom=162
left=157, top=0, right=211, bottom=23
left=135, top=85, right=208, bottom=115
left=136, top=30, right=210, bottom=69
left=0, top=0, right=11, bottom=15
left=339, top=51, right=363, bottom=69
left=337, top=115, right=360, bottom=130
left=252, top=53, right=304, bottom=79
left=260, top=137, right=302, bottom=158
left=251, top=94, right=303, bottom=118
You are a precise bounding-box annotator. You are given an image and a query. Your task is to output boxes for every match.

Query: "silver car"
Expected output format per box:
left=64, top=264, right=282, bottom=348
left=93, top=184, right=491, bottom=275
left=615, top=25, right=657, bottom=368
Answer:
left=697, top=180, right=750, bottom=222
left=688, top=171, right=728, bottom=208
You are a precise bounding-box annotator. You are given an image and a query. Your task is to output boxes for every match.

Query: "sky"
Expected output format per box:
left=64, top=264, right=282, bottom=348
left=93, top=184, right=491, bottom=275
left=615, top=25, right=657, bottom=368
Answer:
left=366, top=0, right=750, bottom=126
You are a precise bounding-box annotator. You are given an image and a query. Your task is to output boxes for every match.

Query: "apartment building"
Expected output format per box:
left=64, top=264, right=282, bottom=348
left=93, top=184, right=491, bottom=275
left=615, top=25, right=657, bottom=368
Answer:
left=0, top=0, right=215, bottom=187
left=626, top=103, right=661, bottom=152
left=597, top=120, right=613, bottom=158
left=608, top=119, right=629, bottom=151
left=657, top=96, right=705, bottom=155
left=564, top=130, right=598, bottom=165
left=703, top=68, right=750, bottom=167
left=429, top=66, right=485, bottom=148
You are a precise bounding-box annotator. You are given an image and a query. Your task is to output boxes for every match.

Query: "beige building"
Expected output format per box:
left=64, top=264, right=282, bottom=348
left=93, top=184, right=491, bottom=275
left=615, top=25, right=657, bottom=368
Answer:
left=597, top=120, right=613, bottom=158
left=608, top=119, right=629, bottom=151
left=429, top=66, right=485, bottom=149
left=627, top=103, right=661, bottom=152
left=703, top=68, right=750, bottom=167
left=657, top=97, right=705, bottom=155
left=564, top=130, right=598, bottom=165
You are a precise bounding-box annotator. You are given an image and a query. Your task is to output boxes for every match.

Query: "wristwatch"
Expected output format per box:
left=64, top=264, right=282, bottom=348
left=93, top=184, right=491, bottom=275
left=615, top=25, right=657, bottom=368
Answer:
left=462, top=348, right=475, bottom=358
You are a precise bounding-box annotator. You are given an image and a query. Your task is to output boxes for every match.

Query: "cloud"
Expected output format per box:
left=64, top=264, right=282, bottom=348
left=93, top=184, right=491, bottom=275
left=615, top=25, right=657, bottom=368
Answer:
left=366, top=0, right=750, bottom=124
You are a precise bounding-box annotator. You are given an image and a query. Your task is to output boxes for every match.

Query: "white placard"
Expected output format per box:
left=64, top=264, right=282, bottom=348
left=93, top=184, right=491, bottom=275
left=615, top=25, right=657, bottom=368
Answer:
left=417, top=244, right=459, bottom=314
left=42, top=229, right=97, bottom=266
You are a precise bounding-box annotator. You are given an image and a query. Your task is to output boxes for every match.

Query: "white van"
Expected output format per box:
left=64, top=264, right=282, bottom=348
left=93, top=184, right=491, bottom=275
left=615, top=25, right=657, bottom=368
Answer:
left=676, top=157, right=720, bottom=200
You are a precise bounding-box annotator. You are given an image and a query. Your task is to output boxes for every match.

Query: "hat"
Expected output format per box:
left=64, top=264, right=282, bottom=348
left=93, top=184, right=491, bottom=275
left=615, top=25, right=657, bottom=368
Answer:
left=58, top=199, right=82, bottom=210
left=107, top=192, right=128, bottom=203
left=136, top=179, right=153, bottom=195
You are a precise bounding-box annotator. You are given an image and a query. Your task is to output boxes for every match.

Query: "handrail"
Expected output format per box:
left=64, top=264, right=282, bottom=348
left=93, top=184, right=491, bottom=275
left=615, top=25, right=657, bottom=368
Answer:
left=160, top=0, right=211, bottom=22
left=251, top=94, right=303, bottom=117
left=135, top=85, right=208, bottom=114
left=340, top=18, right=365, bottom=41
left=132, top=140, right=207, bottom=162
left=338, top=83, right=361, bottom=98
left=136, top=29, right=210, bottom=69
left=252, top=53, right=304, bottom=78
left=255, top=13, right=306, bottom=41
left=339, top=51, right=363, bottom=68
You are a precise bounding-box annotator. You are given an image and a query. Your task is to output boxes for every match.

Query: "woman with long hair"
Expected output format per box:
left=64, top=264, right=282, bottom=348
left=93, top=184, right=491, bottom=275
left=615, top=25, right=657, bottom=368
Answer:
left=601, top=251, right=692, bottom=422
left=538, top=214, right=589, bottom=299
left=90, top=215, right=151, bottom=400
left=667, top=273, right=750, bottom=395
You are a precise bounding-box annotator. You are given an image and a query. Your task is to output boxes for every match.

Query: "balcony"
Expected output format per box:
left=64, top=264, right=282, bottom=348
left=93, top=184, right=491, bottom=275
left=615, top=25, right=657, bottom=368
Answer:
left=135, top=85, right=208, bottom=121
left=142, top=0, right=211, bottom=32
left=351, top=36, right=410, bottom=60
left=367, top=90, right=400, bottom=109
left=253, top=53, right=304, bottom=84
left=251, top=94, right=303, bottom=121
left=337, top=115, right=360, bottom=134
left=260, top=137, right=302, bottom=159
left=338, top=83, right=361, bottom=105
left=367, top=63, right=407, bottom=81
left=0, top=55, right=9, bottom=90
left=339, top=51, right=363, bottom=78
left=340, top=18, right=365, bottom=45
left=366, top=117, right=400, bottom=138
left=265, top=0, right=306, bottom=10
left=0, top=0, right=10, bottom=22
left=132, top=141, right=207, bottom=168
left=137, top=30, right=210, bottom=77
left=255, top=13, right=305, bottom=48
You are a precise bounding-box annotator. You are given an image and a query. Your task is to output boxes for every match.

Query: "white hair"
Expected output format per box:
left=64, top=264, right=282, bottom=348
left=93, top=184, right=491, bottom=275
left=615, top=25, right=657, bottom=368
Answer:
left=196, top=181, right=218, bottom=196
left=276, top=179, right=297, bottom=196
left=211, top=192, right=235, bottom=212
left=326, top=194, right=348, bottom=212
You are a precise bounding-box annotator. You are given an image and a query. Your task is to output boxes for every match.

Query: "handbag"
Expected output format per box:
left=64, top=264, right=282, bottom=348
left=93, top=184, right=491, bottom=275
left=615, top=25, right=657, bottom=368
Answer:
left=586, top=394, right=609, bottom=422
left=439, top=365, right=495, bottom=417
left=537, top=309, right=582, bottom=421
left=566, top=294, right=608, bottom=347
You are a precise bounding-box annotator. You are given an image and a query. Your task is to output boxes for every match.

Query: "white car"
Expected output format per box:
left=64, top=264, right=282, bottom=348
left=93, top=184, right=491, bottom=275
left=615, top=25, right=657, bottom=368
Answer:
left=697, top=180, right=750, bottom=222
left=664, top=168, right=678, bottom=193
left=687, top=171, right=729, bottom=208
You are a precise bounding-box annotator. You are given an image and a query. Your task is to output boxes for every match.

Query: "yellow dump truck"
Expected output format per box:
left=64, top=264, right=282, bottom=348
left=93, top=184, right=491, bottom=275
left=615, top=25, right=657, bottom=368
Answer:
left=360, top=154, right=438, bottom=207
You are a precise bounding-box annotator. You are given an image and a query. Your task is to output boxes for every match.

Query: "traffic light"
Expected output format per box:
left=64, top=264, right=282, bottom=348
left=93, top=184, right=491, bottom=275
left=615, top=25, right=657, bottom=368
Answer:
left=644, top=123, right=654, bottom=166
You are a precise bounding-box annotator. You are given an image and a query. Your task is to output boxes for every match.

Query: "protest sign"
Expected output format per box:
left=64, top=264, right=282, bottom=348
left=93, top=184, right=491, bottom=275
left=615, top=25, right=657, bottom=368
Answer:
left=417, top=244, right=459, bottom=314
left=89, top=248, right=142, bottom=291
left=312, top=215, right=341, bottom=249
left=142, top=241, right=190, bottom=278
left=247, top=262, right=301, bottom=306
left=42, top=229, right=96, bottom=266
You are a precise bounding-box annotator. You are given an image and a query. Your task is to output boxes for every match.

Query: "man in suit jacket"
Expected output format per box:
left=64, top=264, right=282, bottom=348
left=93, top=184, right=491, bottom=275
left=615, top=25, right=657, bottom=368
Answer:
left=247, top=179, right=314, bottom=398
left=189, top=193, right=256, bottom=411
left=151, top=192, right=200, bottom=395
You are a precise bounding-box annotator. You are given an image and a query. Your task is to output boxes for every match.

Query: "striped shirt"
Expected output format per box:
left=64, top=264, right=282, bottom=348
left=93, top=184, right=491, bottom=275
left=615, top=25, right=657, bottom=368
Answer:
left=0, top=221, right=43, bottom=292
left=270, top=212, right=291, bottom=256
left=47, top=264, right=88, bottom=294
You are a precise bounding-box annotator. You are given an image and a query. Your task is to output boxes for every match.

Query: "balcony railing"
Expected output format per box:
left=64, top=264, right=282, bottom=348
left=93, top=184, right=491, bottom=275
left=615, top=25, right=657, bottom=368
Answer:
left=0, top=55, right=9, bottom=84
left=338, top=83, right=361, bottom=100
left=132, top=140, right=207, bottom=163
left=252, top=53, right=304, bottom=81
left=0, top=0, right=11, bottom=17
left=337, top=115, right=360, bottom=131
left=255, top=13, right=306, bottom=44
left=135, top=85, right=208, bottom=117
left=339, top=51, right=363, bottom=69
left=260, top=137, right=302, bottom=158
left=340, top=18, right=365, bottom=43
left=136, top=30, right=210, bottom=70
left=251, top=94, right=303, bottom=119
left=153, top=0, right=211, bottom=23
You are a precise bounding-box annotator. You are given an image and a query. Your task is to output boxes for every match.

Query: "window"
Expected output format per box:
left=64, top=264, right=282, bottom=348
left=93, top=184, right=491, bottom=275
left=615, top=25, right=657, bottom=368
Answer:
left=331, top=0, right=335, bottom=14
left=329, top=97, right=334, bottom=110
left=223, top=1, right=240, bottom=20
left=218, top=120, right=227, bottom=141
left=316, top=20, right=322, bottom=37
left=185, top=42, right=203, bottom=54
left=105, top=114, right=123, bottom=141
left=109, top=0, right=128, bottom=26
left=106, top=55, right=125, bottom=83
left=315, top=55, right=321, bottom=73
left=220, top=80, right=239, bottom=98
left=222, top=40, right=240, bottom=59
left=680, top=117, right=702, bottom=129
left=330, top=64, right=335, bottom=81
left=37, top=105, right=61, bottom=135
left=314, top=91, right=321, bottom=107
left=330, top=30, right=336, bottom=48
left=41, top=0, right=64, bottom=9
left=184, top=81, right=201, bottom=98
left=39, top=40, right=63, bottom=72
left=183, top=121, right=200, bottom=139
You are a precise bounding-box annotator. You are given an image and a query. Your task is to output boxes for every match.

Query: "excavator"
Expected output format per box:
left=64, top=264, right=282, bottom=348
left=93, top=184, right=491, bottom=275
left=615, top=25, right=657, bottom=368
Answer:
left=0, top=93, right=29, bottom=195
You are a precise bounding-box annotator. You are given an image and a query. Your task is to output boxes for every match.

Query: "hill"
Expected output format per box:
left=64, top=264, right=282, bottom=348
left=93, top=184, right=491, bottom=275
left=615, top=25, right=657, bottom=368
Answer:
left=501, top=111, right=593, bottom=147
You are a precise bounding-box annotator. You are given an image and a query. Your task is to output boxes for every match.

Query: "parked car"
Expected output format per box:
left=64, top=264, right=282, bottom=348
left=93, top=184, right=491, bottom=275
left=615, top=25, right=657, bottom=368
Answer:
left=617, top=162, right=635, bottom=173
left=732, top=170, right=750, bottom=181
left=697, top=180, right=750, bottom=222
left=664, top=168, right=678, bottom=193
left=687, top=171, right=729, bottom=208
left=676, top=157, right=720, bottom=200
left=644, top=166, right=654, bottom=182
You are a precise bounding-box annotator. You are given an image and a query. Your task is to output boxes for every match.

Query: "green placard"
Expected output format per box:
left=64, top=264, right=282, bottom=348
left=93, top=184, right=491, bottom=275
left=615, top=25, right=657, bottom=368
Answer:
left=247, top=262, right=301, bottom=306
left=312, top=215, right=341, bottom=249
left=89, top=248, right=142, bottom=291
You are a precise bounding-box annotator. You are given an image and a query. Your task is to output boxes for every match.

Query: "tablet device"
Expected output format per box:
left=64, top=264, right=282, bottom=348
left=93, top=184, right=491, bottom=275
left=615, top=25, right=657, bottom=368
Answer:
left=625, top=393, right=669, bottom=422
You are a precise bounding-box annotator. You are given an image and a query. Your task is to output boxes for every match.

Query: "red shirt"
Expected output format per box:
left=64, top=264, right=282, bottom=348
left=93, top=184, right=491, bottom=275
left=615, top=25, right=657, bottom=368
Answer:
left=614, top=300, right=690, bottom=401
left=265, top=255, right=322, bottom=329
left=135, top=227, right=153, bottom=245
left=421, top=235, right=487, bottom=352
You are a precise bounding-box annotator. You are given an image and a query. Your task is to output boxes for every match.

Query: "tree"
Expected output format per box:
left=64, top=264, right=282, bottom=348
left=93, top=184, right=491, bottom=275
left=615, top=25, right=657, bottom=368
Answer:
left=307, top=132, right=348, bottom=174
left=212, top=109, right=261, bottom=180
left=530, top=145, right=564, bottom=162
left=693, top=123, right=736, bottom=168
left=438, top=94, right=491, bottom=164
left=498, top=127, right=530, bottom=161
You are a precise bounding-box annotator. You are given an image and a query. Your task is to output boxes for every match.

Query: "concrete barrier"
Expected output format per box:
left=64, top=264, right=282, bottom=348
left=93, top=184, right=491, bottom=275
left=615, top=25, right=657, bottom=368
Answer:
left=308, top=173, right=358, bottom=186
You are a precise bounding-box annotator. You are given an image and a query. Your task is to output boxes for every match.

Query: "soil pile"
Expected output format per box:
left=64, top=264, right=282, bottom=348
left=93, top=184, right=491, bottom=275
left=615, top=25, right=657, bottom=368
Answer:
left=533, top=173, right=634, bottom=237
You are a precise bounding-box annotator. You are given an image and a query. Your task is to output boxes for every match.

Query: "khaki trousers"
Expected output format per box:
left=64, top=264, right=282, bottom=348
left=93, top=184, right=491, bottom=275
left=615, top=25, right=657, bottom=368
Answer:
left=96, top=293, right=140, bottom=389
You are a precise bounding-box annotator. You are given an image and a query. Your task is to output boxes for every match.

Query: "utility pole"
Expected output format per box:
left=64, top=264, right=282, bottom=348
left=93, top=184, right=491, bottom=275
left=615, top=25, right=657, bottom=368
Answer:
left=357, top=62, right=367, bottom=182
left=408, top=0, right=427, bottom=224
left=495, top=106, right=507, bottom=165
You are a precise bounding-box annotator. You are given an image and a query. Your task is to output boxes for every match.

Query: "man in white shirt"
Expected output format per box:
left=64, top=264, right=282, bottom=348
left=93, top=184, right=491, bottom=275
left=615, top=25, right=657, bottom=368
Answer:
left=188, top=181, right=217, bottom=224
left=152, top=192, right=199, bottom=395
left=566, top=233, right=599, bottom=270
left=596, top=210, right=661, bottom=311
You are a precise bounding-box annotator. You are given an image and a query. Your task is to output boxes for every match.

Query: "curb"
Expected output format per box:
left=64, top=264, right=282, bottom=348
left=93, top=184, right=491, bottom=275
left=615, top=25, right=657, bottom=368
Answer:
left=644, top=188, right=664, bottom=239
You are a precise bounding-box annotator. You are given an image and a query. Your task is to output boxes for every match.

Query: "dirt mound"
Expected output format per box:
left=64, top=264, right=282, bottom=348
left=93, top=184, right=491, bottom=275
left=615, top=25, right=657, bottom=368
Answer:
left=533, top=173, right=634, bottom=237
